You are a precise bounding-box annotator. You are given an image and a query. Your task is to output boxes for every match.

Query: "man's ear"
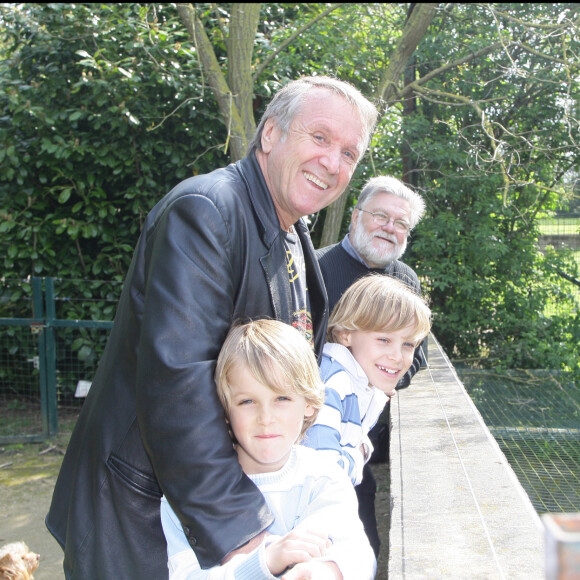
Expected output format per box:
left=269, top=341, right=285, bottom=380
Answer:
left=351, top=207, right=361, bottom=229
left=260, top=118, right=278, bottom=154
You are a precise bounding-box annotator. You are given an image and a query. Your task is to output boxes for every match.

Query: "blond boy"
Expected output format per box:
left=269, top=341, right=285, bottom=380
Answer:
left=161, top=319, right=376, bottom=580
left=303, top=274, right=432, bottom=485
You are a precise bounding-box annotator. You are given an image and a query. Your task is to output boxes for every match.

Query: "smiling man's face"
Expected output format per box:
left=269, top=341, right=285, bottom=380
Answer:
left=350, top=192, right=411, bottom=268
left=257, top=88, right=365, bottom=231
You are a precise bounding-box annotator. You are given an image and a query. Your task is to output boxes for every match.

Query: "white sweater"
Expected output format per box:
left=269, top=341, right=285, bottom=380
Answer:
left=161, top=445, right=376, bottom=579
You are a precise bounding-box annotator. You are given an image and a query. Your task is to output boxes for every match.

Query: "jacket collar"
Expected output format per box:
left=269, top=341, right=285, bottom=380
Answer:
left=238, top=151, right=328, bottom=357
left=236, top=151, right=283, bottom=247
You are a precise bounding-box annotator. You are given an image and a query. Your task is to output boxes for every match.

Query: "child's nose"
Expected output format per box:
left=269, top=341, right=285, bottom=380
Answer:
left=258, top=406, right=274, bottom=425
left=388, top=346, right=403, bottom=363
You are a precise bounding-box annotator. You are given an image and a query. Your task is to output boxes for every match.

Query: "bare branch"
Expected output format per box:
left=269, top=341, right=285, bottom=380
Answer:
left=211, top=3, right=229, bottom=45
left=146, top=97, right=201, bottom=132
left=392, top=42, right=506, bottom=105
left=487, top=5, right=580, bottom=31
left=176, top=3, right=247, bottom=159
left=377, top=3, right=438, bottom=104
left=414, top=85, right=512, bottom=203
left=511, top=41, right=574, bottom=66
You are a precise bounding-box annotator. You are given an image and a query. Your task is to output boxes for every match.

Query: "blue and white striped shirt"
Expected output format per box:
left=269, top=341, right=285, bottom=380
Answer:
left=302, top=343, right=388, bottom=485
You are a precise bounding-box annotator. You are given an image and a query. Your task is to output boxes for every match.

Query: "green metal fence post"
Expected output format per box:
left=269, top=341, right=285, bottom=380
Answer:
left=44, top=277, right=58, bottom=436
left=31, top=276, right=50, bottom=438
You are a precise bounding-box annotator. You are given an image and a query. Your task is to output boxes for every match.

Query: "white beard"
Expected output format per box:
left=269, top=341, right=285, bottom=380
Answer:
left=351, top=225, right=407, bottom=268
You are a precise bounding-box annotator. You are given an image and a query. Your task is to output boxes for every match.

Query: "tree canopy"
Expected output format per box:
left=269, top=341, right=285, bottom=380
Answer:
left=1, top=3, right=578, bottom=372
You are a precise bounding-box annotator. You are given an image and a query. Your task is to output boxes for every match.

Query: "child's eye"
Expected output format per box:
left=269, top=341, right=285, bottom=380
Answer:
left=277, top=396, right=292, bottom=402
left=238, top=399, right=254, bottom=406
left=404, top=342, right=416, bottom=349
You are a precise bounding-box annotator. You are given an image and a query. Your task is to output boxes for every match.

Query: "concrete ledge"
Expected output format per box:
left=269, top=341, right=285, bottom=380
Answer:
left=389, top=334, right=544, bottom=579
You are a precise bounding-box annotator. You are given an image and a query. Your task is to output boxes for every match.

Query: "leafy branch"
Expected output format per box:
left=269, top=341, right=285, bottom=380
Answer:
left=253, top=4, right=347, bottom=82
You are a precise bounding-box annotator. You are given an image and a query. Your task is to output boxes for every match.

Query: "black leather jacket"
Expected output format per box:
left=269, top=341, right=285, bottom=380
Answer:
left=46, top=153, right=329, bottom=579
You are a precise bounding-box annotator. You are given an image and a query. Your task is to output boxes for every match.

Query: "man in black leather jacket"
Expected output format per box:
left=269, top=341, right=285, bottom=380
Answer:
left=46, top=76, right=378, bottom=579
left=316, top=175, right=427, bottom=557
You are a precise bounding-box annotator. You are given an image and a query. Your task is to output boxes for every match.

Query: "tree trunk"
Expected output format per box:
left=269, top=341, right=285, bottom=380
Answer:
left=227, top=4, right=261, bottom=157
left=402, top=55, right=418, bottom=186
left=176, top=3, right=260, bottom=161
left=376, top=3, right=437, bottom=104
left=318, top=188, right=350, bottom=249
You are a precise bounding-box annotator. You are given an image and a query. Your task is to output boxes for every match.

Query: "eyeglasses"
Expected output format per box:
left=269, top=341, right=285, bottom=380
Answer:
left=358, top=209, right=411, bottom=233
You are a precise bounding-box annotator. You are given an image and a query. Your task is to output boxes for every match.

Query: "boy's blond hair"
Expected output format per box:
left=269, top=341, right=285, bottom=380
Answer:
left=215, top=319, right=325, bottom=439
left=327, top=275, right=432, bottom=344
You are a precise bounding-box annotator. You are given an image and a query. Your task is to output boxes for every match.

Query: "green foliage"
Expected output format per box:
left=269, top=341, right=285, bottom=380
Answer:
left=0, top=3, right=228, bottom=284
left=0, top=2, right=578, bottom=377
left=394, top=3, right=580, bottom=372
left=0, top=3, right=230, bottom=397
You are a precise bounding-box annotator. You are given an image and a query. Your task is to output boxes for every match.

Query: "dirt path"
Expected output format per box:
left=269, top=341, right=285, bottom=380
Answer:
left=0, top=442, right=66, bottom=579
left=0, top=442, right=390, bottom=580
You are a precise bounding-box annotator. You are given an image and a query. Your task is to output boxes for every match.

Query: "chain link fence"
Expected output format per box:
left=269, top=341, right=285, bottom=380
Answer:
left=538, top=215, right=580, bottom=315
left=459, top=368, right=580, bottom=513
left=2, top=275, right=578, bottom=515
left=0, top=277, right=120, bottom=442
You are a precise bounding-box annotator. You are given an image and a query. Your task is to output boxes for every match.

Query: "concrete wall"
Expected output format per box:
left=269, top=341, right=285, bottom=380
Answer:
left=388, top=334, right=545, bottom=579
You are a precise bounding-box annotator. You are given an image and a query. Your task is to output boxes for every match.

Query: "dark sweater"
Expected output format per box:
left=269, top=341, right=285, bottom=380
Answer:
left=316, top=241, right=426, bottom=387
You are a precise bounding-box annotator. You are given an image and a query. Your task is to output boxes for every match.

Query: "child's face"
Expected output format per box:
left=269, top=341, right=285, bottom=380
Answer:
left=337, top=325, right=418, bottom=396
left=226, top=364, right=315, bottom=474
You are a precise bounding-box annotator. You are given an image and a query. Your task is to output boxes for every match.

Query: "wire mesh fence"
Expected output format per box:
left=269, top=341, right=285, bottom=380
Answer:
left=2, top=276, right=579, bottom=515
left=538, top=216, right=580, bottom=239
left=538, top=215, right=580, bottom=317
left=1, top=278, right=41, bottom=438
left=0, top=324, right=110, bottom=440
left=0, top=277, right=120, bottom=441
left=459, top=368, right=580, bottom=514
left=0, top=324, right=43, bottom=437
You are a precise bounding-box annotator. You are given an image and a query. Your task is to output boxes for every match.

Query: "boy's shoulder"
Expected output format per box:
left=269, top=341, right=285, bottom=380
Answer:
left=294, top=445, right=349, bottom=481
left=253, top=446, right=350, bottom=493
